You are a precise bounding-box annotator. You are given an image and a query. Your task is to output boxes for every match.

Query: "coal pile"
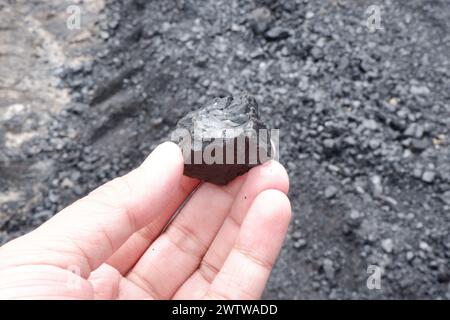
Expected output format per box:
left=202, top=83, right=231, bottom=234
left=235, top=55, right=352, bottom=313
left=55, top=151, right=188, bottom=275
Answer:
left=0, top=0, right=449, bottom=299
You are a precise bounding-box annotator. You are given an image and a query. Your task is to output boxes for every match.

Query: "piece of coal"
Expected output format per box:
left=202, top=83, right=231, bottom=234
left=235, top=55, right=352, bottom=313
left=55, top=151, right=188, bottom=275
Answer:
left=172, top=92, right=273, bottom=185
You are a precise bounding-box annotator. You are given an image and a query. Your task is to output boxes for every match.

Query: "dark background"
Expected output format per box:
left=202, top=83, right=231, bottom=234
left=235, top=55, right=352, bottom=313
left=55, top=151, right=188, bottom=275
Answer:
left=0, top=0, right=449, bottom=299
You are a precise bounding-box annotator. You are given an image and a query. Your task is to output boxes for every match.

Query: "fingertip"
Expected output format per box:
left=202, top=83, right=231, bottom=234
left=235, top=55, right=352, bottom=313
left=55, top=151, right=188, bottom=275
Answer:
left=236, top=188, right=292, bottom=267
left=142, top=141, right=184, bottom=175
left=155, top=141, right=183, bottom=157
left=247, top=160, right=290, bottom=195
left=266, top=160, right=290, bottom=194
left=154, top=141, right=184, bottom=162
left=253, top=189, right=292, bottom=224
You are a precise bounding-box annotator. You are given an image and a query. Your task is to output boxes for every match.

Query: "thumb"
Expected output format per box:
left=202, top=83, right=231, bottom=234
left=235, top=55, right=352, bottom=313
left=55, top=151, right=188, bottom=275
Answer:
left=0, top=142, right=184, bottom=278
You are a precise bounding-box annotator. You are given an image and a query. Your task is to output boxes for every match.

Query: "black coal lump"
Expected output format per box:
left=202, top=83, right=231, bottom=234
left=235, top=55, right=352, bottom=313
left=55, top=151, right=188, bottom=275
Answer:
left=172, top=92, right=273, bottom=185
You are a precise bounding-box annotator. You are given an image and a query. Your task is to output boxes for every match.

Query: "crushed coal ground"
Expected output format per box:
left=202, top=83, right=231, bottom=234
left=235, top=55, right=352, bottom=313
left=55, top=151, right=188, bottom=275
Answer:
left=0, top=0, right=449, bottom=299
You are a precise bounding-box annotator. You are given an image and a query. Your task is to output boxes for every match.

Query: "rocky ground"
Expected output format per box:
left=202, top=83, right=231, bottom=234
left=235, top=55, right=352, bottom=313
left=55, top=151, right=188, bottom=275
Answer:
left=0, top=0, right=449, bottom=299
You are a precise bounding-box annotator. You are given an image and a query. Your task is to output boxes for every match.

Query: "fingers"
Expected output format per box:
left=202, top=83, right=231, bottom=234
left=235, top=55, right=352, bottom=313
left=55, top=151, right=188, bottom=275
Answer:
left=106, top=176, right=199, bottom=274
left=204, top=189, right=291, bottom=300
left=174, top=160, right=289, bottom=299
left=126, top=175, right=246, bottom=299
left=203, top=161, right=289, bottom=272
left=0, top=142, right=184, bottom=278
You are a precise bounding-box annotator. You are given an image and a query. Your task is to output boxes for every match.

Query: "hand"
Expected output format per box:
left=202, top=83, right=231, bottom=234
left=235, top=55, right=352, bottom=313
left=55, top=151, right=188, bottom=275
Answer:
left=0, top=142, right=291, bottom=300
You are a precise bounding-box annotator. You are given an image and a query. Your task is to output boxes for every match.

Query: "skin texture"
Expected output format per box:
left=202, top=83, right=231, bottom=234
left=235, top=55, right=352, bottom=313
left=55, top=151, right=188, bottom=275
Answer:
left=0, top=142, right=291, bottom=300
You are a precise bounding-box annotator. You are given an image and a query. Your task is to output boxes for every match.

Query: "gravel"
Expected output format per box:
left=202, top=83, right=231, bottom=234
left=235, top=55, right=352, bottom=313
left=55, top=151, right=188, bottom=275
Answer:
left=422, top=171, right=437, bottom=183
left=381, top=239, right=394, bottom=253
left=324, top=186, right=338, bottom=199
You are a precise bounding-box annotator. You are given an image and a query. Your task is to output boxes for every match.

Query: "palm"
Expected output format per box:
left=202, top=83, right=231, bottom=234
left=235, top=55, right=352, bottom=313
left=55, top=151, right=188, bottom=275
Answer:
left=0, top=143, right=290, bottom=300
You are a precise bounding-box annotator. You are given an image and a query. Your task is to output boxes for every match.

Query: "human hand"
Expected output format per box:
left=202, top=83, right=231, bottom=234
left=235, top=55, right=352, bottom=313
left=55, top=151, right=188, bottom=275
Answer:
left=0, top=142, right=291, bottom=300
